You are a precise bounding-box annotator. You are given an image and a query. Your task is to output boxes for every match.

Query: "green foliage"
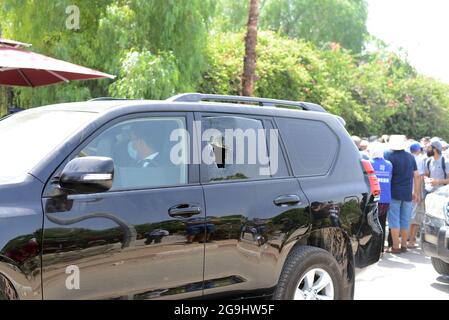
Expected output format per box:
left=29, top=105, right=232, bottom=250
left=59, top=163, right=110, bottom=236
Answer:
left=213, top=0, right=369, bottom=53
left=122, top=0, right=214, bottom=91
left=0, top=0, right=448, bottom=141
left=386, top=77, right=449, bottom=139
left=201, top=31, right=369, bottom=132
left=109, top=50, right=179, bottom=99
left=0, top=0, right=115, bottom=108
left=211, top=0, right=249, bottom=33
left=0, top=0, right=215, bottom=109
left=261, top=0, right=369, bottom=53
left=201, top=31, right=449, bottom=139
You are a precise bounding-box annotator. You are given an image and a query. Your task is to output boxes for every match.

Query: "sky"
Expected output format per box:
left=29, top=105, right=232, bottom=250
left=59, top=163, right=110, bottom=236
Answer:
left=367, top=0, right=449, bottom=84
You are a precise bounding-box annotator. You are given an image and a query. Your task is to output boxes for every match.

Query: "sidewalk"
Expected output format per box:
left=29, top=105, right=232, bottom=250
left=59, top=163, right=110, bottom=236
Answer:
left=355, top=247, right=449, bottom=299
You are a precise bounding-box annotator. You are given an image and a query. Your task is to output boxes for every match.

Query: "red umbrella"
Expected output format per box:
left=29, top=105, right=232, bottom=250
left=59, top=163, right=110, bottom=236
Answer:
left=0, top=38, right=115, bottom=87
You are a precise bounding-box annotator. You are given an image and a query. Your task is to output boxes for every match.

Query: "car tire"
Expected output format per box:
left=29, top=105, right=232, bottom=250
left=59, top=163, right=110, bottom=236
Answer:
left=431, top=257, right=449, bottom=275
left=0, top=276, right=7, bottom=300
left=274, top=246, right=344, bottom=300
left=0, top=274, right=17, bottom=300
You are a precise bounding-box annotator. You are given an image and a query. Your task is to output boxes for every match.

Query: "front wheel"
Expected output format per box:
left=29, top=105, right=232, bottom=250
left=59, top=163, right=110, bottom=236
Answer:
left=431, top=257, right=449, bottom=275
left=274, top=246, right=344, bottom=300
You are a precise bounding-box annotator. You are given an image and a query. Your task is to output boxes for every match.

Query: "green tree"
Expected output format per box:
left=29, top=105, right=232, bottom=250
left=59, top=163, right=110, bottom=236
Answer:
left=1, top=0, right=449, bottom=142
left=260, top=0, right=369, bottom=53
left=386, top=77, right=449, bottom=139
left=0, top=0, right=215, bottom=108
left=201, top=31, right=370, bottom=132
left=0, top=0, right=114, bottom=108
left=200, top=31, right=449, bottom=139
left=109, top=50, right=179, bottom=99
left=124, top=0, right=215, bottom=91
left=212, top=0, right=250, bottom=32
left=242, top=0, right=261, bottom=96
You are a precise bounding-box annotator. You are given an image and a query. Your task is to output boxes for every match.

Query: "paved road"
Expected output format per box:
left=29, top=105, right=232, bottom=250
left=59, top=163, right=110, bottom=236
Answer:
left=355, top=246, right=449, bottom=300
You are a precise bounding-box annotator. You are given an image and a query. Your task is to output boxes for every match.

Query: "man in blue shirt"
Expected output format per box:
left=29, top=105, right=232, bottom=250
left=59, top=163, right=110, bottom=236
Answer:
left=370, top=142, right=392, bottom=254
left=385, top=135, right=421, bottom=254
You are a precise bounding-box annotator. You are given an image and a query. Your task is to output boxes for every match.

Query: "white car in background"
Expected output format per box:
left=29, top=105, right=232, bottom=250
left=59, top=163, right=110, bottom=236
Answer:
left=422, top=185, right=449, bottom=276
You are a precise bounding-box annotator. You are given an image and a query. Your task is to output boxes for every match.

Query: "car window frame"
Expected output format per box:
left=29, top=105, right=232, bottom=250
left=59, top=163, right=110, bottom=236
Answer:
left=43, top=111, right=199, bottom=197
left=195, top=111, right=292, bottom=185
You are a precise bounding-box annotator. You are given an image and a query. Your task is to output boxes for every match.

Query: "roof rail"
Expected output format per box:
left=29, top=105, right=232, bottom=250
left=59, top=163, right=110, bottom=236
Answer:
left=89, top=97, right=131, bottom=101
left=167, top=93, right=327, bottom=113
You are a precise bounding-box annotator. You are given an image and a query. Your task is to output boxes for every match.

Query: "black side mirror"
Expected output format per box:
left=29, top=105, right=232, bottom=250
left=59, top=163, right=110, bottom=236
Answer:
left=60, top=157, right=114, bottom=194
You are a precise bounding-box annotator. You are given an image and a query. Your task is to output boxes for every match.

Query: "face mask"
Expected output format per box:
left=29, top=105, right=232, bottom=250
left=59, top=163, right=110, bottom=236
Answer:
left=128, top=141, right=138, bottom=160
left=427, top=149, right=435, bottom=157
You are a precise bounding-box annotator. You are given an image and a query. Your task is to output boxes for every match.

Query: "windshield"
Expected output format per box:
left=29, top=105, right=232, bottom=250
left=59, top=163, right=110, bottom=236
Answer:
left=0, top=109, right=97, bottom=182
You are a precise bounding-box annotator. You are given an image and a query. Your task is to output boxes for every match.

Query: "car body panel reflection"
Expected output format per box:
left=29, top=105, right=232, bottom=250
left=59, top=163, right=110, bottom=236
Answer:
left=201, top=178, right=310, bottom=298
left=0, top=176, right=43, bottom=300
left=41, top=185, right=206, bottom=300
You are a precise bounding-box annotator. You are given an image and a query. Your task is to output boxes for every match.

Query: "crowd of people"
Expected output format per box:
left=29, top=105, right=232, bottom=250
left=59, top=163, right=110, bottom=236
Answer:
left=352, top=134, right=449, bottom=255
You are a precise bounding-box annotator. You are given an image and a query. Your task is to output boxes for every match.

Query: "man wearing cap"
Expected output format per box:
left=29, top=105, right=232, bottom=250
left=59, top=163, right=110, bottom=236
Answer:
left=385, top=135, right=421, bottom=254
left=424, top=138, right=449, bottom=191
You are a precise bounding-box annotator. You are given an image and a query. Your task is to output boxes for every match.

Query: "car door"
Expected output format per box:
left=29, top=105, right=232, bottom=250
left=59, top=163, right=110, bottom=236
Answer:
left=275, top=116, right=383, bottom=268
left=41, top=112, right=206, bottom=299
left=196, top=113, right=311, bottom=298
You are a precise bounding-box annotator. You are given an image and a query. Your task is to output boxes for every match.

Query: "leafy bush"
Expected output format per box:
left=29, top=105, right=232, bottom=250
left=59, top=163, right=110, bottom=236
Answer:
left=201, top=31, right=449, bottom=139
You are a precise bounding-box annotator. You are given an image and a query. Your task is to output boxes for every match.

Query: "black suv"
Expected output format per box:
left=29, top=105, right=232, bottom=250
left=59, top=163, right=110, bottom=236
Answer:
left=0, top=93, right=382, bottom=300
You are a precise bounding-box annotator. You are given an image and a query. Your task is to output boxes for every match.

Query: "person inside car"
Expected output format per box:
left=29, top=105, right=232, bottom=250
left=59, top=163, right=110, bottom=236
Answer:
left=129, top=124, right=162, bottom=168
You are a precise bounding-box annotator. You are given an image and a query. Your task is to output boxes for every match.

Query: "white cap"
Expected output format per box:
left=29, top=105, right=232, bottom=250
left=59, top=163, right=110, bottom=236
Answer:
left=369, top=142, right=385, bottom=158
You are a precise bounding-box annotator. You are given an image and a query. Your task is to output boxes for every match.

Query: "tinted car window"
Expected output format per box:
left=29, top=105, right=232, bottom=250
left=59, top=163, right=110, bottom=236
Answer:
left=80, top=117, right=188, bottom=190
left=277, top=117, right=338, bottom=176
left=202, top=116, right=275, bottom=182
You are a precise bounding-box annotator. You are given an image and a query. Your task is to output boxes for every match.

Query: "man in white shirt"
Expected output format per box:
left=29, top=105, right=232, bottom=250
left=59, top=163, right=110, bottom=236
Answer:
left=424, top=138, right=449, bottom=190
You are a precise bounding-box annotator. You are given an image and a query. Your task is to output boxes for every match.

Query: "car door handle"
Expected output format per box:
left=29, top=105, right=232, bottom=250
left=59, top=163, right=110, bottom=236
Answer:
left=274, top=195, right=301, bottom=206
left=168, top=204, right=202, bottom=218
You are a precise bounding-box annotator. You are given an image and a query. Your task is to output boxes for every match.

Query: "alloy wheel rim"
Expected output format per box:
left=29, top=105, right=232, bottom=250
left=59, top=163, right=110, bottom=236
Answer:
left=294, top=268, right=335, bottom=300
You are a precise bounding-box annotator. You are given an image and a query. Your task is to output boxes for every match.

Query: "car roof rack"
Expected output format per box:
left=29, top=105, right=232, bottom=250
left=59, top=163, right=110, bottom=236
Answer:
left=167, top=93, right=327, bottom=113
left=89, top=97, right=132, bottom=101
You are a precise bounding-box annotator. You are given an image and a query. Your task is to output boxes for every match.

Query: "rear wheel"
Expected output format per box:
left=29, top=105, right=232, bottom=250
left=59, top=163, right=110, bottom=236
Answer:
left=0, top=274, right=17, bottom=300
left=431, top=257, right=449, bottom=275
left=274, top=246, right=344, bottom=300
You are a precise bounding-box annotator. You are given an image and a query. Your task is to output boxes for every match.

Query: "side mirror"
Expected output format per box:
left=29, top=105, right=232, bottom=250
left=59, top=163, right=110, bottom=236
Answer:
left=60, top=157, right=114, bottom=194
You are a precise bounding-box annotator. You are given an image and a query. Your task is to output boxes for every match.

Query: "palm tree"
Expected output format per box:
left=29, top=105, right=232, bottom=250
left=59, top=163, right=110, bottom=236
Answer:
left=242, top=0, right=260, bottom=96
